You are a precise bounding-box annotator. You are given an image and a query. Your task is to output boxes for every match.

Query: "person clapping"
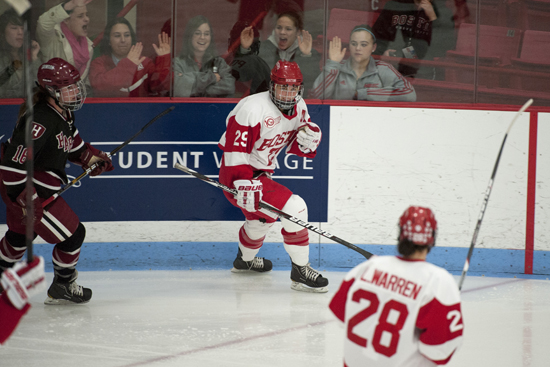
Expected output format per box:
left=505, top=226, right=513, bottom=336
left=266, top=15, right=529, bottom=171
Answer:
left=90, top=18, right=171, bottom=97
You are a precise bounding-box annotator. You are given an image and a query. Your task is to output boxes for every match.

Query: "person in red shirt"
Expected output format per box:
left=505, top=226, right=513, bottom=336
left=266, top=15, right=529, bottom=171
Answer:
left=329, top=206, right=463, bottom=366
left=90, top=17, right=171, bottom=97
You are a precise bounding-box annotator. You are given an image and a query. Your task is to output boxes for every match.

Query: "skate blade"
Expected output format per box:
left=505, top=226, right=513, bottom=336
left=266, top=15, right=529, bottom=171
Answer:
left=291, top=281, right=329, bottom=293
left=44, top=296, right=90, bottom=305
left=231, top=267, right=271, bottom=273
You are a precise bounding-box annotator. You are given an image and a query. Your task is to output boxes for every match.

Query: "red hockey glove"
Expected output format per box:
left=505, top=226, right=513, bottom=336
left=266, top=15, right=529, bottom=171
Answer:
left=296, top=125, right=321, bottom=153
left=0, top=256, right=46, bottom=345
left=234, top=179, right=263, bottom=212
left=10, top=188, right=44, bottom=224
left=1, top=256, right=46, bottom=310
left=80, top=143, right=114, bottom=176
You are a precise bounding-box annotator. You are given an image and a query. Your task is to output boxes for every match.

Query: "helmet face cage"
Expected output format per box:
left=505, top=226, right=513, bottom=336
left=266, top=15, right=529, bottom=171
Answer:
left=38, top=58, right=85, bottom=111
left=398, top=206, right=437, bottom=246
left=269, top=81, right=303, bottom=110
left=269, top=60, right=303, bottom=110
left=54, top=80, right=87, bottom=111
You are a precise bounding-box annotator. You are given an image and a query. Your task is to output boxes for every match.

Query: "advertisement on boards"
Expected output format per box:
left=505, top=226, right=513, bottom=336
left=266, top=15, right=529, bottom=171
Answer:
left=0, top=102, right=330, bottom=223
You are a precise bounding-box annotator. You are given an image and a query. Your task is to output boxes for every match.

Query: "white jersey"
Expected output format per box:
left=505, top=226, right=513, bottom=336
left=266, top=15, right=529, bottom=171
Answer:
left=218, top=91, right=319, bottom=185
left=329, top=256, right=463, bottom=367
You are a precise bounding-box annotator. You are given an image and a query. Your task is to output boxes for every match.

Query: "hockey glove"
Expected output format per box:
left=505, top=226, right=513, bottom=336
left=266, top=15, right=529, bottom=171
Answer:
left=234, top=179, right=263, bottom=212
left=1, top=256, right=46, bottom=310
left=80, top=143, right=114, bottom=176
left=296, top=125, right=321, bottom=153
left=10, top=188, right=44, bottom=224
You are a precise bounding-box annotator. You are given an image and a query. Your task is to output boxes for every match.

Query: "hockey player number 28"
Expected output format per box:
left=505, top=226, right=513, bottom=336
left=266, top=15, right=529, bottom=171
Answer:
left=347, top=289, right=409, bottom=357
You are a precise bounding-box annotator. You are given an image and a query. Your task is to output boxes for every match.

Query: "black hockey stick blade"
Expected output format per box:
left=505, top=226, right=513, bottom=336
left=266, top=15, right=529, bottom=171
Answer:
left=42, top=106, right=175, bottom=207
left=458, top=99, right=533, bottom=290
left=174, top=163, right=373, bottom=260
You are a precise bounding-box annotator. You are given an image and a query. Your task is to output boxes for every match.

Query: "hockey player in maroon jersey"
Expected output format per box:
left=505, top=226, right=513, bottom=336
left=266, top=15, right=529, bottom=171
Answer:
left=218, top=60, right=329, bottom=293
left=329, top=206, right=463, bottom=366
left=0, top=58, right=113, bottom=305
left=0, top=256, right=46, bottom=344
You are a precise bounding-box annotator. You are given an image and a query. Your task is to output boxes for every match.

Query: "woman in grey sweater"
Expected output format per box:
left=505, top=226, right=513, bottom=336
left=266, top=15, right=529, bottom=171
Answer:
left=310, top=25, right=416, bottom=102
left=173, top=15, right=235, bottom=97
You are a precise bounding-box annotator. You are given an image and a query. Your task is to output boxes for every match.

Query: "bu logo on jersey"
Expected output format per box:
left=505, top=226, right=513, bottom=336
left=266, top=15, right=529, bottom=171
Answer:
left=31, top=122, right=46, bottom=140
left=56, top=132, right=74, bottom=152
left=264, top=116, right=281, bottom=128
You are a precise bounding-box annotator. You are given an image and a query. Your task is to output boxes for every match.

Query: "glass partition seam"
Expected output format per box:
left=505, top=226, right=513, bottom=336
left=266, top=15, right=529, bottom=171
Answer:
left=474, top=0, right=481, bottom=103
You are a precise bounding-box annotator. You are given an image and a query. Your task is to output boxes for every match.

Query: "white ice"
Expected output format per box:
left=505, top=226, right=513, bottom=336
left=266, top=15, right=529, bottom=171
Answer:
left=1, top=270, right=549, bottom=367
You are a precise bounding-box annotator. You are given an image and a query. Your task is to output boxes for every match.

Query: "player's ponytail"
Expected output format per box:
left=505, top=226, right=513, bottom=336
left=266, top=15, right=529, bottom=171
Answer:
left=17, top=85, right=49, bottom=122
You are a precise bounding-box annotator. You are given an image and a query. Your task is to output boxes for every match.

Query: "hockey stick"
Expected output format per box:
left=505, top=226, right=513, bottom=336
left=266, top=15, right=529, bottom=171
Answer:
left=41, top=106, right=175, bottom=207
left=458, top=99, right=533, bottom=290
left=173, top=163, right=373, bottom=260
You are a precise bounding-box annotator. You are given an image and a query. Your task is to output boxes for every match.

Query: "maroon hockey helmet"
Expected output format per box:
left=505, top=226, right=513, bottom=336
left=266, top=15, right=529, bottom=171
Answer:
left=398, top=206, right=438, bottom=246
left=269, top=60, right=303, bottom=110
left=37, top=58, right=86, bottom=111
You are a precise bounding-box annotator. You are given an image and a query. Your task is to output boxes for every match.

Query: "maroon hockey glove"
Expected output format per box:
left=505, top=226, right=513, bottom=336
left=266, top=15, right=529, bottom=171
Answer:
left=80, top=143, right=114, bottom=177
left=10, top=188, right=44, bottom=224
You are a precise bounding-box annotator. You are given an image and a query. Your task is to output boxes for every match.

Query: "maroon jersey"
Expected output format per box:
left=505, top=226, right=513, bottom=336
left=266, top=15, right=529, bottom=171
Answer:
left=372, top=0, right=434, bottom=60
left=0, top=99, right=86, bottom=201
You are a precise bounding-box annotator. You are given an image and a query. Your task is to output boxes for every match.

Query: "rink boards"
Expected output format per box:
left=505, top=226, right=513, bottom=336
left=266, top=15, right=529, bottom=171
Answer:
left=0, top=100, right=548, bottom=275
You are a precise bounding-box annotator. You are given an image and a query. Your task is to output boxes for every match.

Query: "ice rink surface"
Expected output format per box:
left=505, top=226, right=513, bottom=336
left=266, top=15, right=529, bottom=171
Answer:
left=1, top=270, right=549, bottom=367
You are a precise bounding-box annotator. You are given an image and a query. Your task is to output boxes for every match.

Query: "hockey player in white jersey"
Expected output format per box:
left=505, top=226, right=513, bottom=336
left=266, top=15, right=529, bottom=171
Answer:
left=218, top=60, right=328, bottom=292
left=329, top=206, right=463, bottom=366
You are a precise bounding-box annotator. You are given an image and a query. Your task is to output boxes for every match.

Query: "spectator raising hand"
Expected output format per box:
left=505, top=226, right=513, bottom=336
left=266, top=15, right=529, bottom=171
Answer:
left=228, top=21, right=271, bottom=96
left=90, top=18, right=171, bottom=97
left=297, top=29, right=312, bottom=56
left=310, top=25, right=416, bottom=102
left=328, top=36, right=346, bottom=63
left=239, top=26, right=254, bottom=50
left=126, top=42, right=146, bottom=66
left=153, top=32, right=171, bottom=57
left=36, top=0, right=94, bottom=89
left=239, top=11, right=321, bottom=91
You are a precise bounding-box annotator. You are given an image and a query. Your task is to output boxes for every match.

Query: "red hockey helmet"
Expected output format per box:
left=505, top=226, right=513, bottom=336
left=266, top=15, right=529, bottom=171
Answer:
left=398, top=206, right=438, bottom=246
left=37, top=58, right=86, bottom=111
left=269, top=60, right=303, bottom=110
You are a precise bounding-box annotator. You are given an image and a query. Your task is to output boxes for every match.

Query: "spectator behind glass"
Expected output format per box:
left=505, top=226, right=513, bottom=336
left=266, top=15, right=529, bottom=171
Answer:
left=240, top=11, right=320, bottom=91
left=373, top=0, right=451, bottom=78
left=0, top=9, right=40, bottom=98
left=226, top=0, right=304, bottom=32
left=89, top=18, right=171, bottom=97
left=310, top=25, right=415, bottom=102
left=36, top=0, right=93, bottom=89
left=227, top=21, right=271, bottom=96
left=173, top=15, right=235, bottom=97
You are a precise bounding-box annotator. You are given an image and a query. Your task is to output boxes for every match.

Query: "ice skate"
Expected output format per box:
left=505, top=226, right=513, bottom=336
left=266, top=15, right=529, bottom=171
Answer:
left=290, top=262, right=329, bottom=293
left=44, top=271, right=92, bottom=305
left=231, top=249, right=273, bottom=273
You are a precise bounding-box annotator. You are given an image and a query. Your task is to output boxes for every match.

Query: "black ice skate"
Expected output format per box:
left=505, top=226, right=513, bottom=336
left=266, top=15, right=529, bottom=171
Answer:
left=290, top=262, right=329, bottom=293
left=231, top=249, right=273, bottom=273
left=44, top=271, right=92, bottom=305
